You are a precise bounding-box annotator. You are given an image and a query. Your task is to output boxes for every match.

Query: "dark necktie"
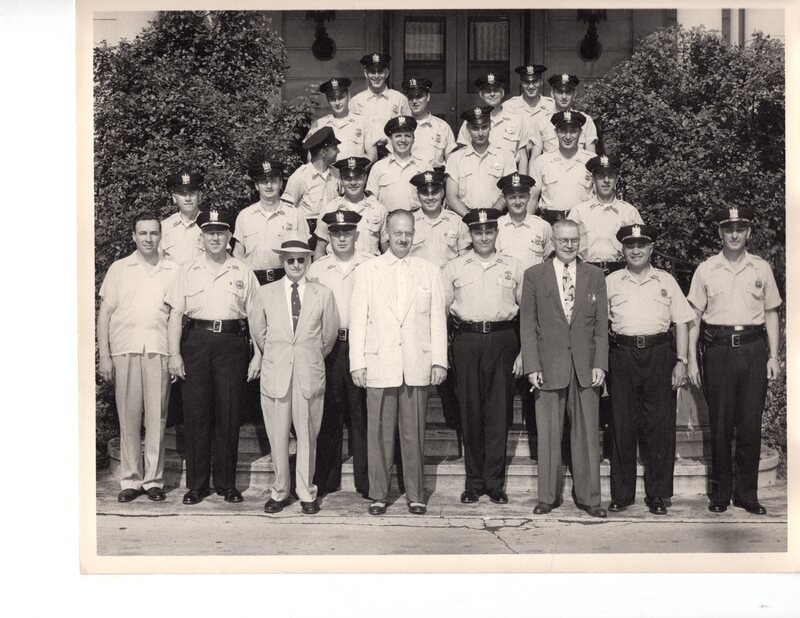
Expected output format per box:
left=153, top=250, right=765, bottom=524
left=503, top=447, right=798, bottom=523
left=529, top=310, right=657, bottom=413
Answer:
left=291, top=282, right=301, bottom=332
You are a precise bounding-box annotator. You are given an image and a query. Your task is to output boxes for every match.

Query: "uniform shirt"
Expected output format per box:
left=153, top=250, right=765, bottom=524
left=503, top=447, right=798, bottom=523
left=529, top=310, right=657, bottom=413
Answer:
left=308, top=113, right=374, bottom=160
left=529, top=110, right=598, bottom=154
left=99, top=251, right=179, bottom=356
left=457, top=109, right=526, bottom=162
left=410, top=209, right=471, bottom=269
left=165, top=255, right=259, bottom=321
left=315, top=195, right=388, bottom=256
left=445, top=144, right=516, bottom=210
left=307, top=252, right=372, bottom=328
left=281, top=162, right=340, bottom=219
left=530, top=148, right=594, bottom=211
left=159, top=211, right=205, bottom=266
left=606, top=266, right=696, bottom=336
left=385, top=113, right=456, bottom=169
left=687, top=251, right=782, bottom=325
left=568, top=198, right=644, bottom=262
left=233, top=201, right=310, bottom=270
left=442, top=250, right=524, bottom=321
left=365, top=154, right=425, bottom=212
left=495, top=212, right=553, bottom=269
left=503, top=95, right=555, bottom=145
left=349, top=87, right=411, bottom=144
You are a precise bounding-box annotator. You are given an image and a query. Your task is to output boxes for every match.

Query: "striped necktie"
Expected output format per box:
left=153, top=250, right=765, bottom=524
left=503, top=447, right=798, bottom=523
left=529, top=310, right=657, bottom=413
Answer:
left=562, top=265, right=574, bottom=321
left=291, top=282, right=301, bottom=332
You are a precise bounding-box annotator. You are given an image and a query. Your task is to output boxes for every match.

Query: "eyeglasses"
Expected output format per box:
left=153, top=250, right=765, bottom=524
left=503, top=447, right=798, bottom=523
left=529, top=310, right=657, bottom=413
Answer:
left=553, top=237, right=579, bottom=246
left=285, top=257, right=306, bottom=265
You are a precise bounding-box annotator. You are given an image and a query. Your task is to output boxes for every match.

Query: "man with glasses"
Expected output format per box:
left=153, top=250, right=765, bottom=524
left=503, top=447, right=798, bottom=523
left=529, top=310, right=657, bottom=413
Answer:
left=520, top=219, right=609, bottom=518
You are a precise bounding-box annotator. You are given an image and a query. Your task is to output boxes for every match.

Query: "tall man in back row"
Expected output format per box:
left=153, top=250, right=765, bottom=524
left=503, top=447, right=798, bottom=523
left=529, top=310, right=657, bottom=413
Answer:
left=687, top=207, right=782, bottom=515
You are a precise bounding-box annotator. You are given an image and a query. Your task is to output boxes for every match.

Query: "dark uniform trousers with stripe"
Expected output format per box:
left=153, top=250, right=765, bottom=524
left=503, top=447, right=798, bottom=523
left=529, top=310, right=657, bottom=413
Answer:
left=608, top=339, right=676, bottom=504
left=313, top=338, right=369, bottom=496
left=181, top=329, right=249, bottom=492
left=452, top=328, right=518, bottom=492
left=702, top=336, right=768, bottom=504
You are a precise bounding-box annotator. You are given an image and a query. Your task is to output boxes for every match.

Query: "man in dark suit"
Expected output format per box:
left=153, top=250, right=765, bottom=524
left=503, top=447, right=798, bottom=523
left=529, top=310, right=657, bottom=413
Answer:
left=520, top=219, right=609, bottom=517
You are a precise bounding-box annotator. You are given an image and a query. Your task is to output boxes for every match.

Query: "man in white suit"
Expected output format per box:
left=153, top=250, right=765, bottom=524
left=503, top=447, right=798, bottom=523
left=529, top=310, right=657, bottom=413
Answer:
left=349, top=210, right=448, bottom=515
left=251, top=235, right=340, bottom=515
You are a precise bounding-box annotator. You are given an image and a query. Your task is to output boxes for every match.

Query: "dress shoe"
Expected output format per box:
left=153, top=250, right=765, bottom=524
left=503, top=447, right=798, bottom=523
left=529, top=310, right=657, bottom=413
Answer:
left=487, top=488, right=508, bottom=504
left=460, top=489, right=481, bottom=504
left=218, top=488, right=243, bottom=503
left=578, top=503, right=607, bottom=518
left=145, top=487, right=166, bottom=502
left=645, top=496, right=667, bottom=515
left=733, top=500, right=767, bottom=515
left=608, top=501, right=630, bottom=512
left=182, top=489, right=210, bottom=505
left=301, top=499, right=320, bottom=514
left=263, top=497, right=291, bottom=513
left=117, top=488, right=144, bottom=503
left=533, top=498, right=563, bottom=515
left=368, top=500, right=387, bottom=515
left=708, top=502, right=728, bottom=513
left=407, top=502, right=427, bottom=515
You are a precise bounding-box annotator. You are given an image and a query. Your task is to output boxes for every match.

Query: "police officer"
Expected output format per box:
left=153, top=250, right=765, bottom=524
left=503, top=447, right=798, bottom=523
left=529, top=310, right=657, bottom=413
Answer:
left=568, top=154, right=643, bottom=275
left=233, top=160, right=310, bottom=285
left=442, top=208, right=525, bottom=504
left=529, top=110, right=595, bottom=222
left=456, top=73, right=528, bottom=173
left=307, top=210, right=374, bottom=498
left=687, top=207, right=782, bottom=515
left=309, top=78, right=378, bottom=162
left=529, top=73, right=598, bottom=160
left=160, top=170, right=205, bottom=266
left=399, top=77, right=456, bottom=169
left=495, top=172, right=552, bottom=270
left=314, top=156, right=388, bottom=259
left=503, top=64, right=554, bottom=152
left=165, top=209, right=261, bottom=505
left=365, top=116, right=425, bottom=212
left=606, top=224, right=696, bottom=515
left=445, top=106, right=517, bottom=216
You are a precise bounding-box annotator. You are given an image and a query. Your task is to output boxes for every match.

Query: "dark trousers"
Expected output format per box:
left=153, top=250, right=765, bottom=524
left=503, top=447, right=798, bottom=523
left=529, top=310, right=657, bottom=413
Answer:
left=608, top=340, right=676, bottom=504
left=702, top=337, right=768, bottom=504
left=452, top=329, right=518, bottom=492
left=181, top=329, right=249, bottom=492
left=313, top=339, right=369, bottom=495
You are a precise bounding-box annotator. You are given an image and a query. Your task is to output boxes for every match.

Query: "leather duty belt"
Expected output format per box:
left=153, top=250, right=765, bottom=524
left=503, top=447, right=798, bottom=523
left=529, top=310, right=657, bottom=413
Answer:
left=253, top=268, right=285, bottom=285
left=186, top=318, right=249, bottom=336
left=453, top=319, right=517, bottom=334
left=702, top=324, right=764, bottom=348
left=611, top=332, right=668, bottom=349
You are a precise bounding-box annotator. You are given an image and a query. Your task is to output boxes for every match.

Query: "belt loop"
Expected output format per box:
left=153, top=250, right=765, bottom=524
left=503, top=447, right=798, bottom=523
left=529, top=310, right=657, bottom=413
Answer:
left=731, top=333, right=740, bottom=348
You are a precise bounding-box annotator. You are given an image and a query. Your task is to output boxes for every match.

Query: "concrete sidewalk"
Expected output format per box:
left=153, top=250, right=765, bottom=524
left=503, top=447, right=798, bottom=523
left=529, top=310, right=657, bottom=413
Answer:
left=95, top=473, right=787, bottom=556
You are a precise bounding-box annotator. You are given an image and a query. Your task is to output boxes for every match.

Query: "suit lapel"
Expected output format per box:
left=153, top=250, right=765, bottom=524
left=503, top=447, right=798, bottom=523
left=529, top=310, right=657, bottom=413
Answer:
left=398, top=261, right=422, bottom=325
left=293, top=283, right=317, bottom=340
left=271, top=284, right=294, bottom=339
left=570, top=262, right=589, bottom=324
left=376, top=254, right=400, bottom=322
left=545, top=260, right=567, bottom=322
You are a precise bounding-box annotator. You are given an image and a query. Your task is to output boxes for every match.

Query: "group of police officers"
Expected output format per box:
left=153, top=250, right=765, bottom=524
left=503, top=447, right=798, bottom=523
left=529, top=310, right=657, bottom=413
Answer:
left=98, top=51, right=782, bottom=518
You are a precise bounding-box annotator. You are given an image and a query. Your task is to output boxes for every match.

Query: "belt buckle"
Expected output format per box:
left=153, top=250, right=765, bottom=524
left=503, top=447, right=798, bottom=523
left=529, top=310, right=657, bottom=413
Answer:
left=731, top=333, right=740, bottom=348
left=481, top=322, right=491, bottom=334
left=636, top=335, right=646, bottom=348
left=266, top=270, right=276, bottom=283
left=212, top=320, right=222, bottom=333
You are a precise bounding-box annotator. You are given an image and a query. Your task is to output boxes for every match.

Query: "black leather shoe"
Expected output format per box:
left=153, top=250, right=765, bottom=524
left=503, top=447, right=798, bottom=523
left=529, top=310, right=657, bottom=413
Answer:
left=578, top=503, right=607, bottom=518
left=708, top=502, right=728, bottom=513
left=533, top=498, right=563, bottom=515
left=608, top=501, right=630, bottom=512
left=219, top=488, right=243, bottom=503
left=301, top=499, right=320, bottom=514
left=182, top=489, right=210, bottom=505
left=407, top=501, right=427, bottom=515
left=460, top=489, right=481, bottom=504
left=733, top=500, right=767, bottom=515
left=263, top=497, right=291, bottom=513
left=645, top=496, right=667, bottom=515
left=145, top=487, right=166, bottom=502
left=117, top=488, right=144, bottom=503
left=487, top=488, right=508, bottom=504
left=368, top=500, right=387, bottom=515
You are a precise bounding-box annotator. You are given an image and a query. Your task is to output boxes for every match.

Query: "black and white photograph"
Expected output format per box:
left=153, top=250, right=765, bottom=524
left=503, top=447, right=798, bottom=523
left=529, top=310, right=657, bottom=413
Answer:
left=72, top=0, right=797, bottom=580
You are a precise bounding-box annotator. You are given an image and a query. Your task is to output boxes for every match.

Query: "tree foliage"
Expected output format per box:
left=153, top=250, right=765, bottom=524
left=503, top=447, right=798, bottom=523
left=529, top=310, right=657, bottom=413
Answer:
left=582, top=26, right=785, bottom=292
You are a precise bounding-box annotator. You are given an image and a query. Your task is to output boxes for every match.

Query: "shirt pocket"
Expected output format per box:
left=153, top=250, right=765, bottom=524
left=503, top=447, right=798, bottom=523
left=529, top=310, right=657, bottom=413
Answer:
left=184, top=282, right=205, bottom=314
left=745, top=281, right=765, bottom=311
left=443, top=229, right=459, bottom=249
left=497, top=274, right=517, bottom=303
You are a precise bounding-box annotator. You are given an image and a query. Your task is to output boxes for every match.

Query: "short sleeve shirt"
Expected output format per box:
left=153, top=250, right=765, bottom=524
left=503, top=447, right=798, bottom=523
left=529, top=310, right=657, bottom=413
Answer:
left=306, top=252, right=372, bottom=328
left=687, top=251, right=782, bottom=325
left=315, top=195, right=388, bottom=256
left=495, top=212, right=553, bottom=270
left=606, top=267, right=696, bottom=336
left=445, top=144, right=516, bottom=210
left=530, top=110, right=598, bottom=154
left=386, top=113, right=455, bottom=169
left=457, top=110, right=526, bottom=162
left=365, top=154, right=425, bottom=212
left=281, top=162, right=340, bottom=218
left=159, top=212, right=205, bottom=266
left=165, top=255, right=259, bottom=321
left=410, top=209, right=471, bottom=269
left=530, top=149, right=594, bottom=211
left=308, top=113, right=374, bottom=160
left=502, top=95, right=555, bottom=145
left=349, top=87, right=412, bottom=143
left=99, top=252, right=179, bottom=356
left=233, top=202, right=310, bottom=270
left=568, top=198, right=644, bottom=262
left=441, top=251, right=524, bottom=321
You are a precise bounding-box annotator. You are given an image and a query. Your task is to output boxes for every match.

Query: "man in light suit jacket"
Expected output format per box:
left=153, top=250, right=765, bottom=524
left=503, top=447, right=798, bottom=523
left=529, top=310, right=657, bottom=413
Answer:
left=349, top=209, right=448, bottom=515
left=251, top=235, right=340, bottom=515
left=520, top=219, right=609, bottom=518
